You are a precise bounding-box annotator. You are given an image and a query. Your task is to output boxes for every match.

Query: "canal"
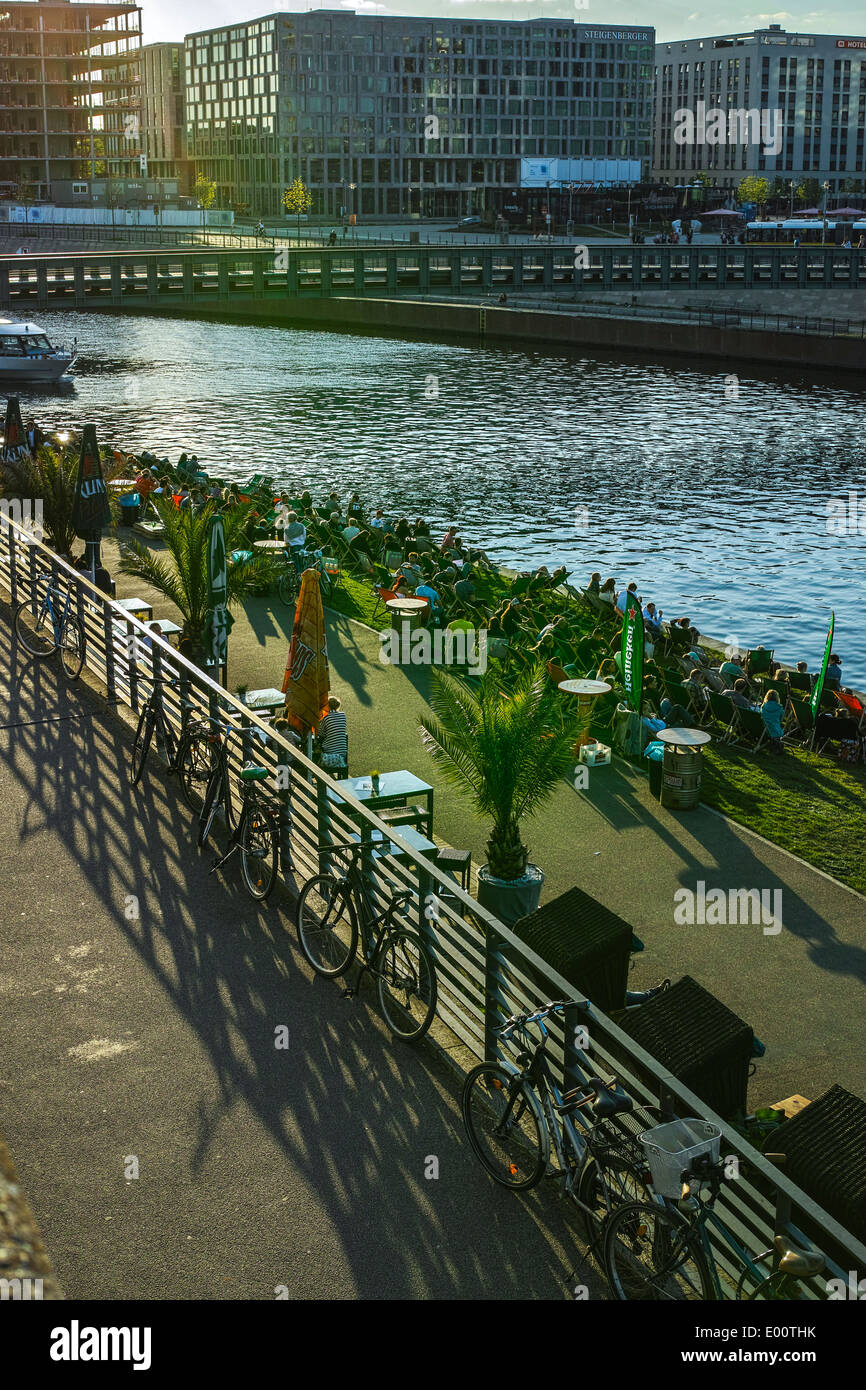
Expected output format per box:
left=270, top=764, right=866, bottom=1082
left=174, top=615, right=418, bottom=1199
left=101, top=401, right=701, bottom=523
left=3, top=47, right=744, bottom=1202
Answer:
left=10, top=308, right=866, bottom=684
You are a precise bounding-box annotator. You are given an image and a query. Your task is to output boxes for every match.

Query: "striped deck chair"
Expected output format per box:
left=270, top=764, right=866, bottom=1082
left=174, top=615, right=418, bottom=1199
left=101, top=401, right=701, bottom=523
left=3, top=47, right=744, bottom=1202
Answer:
left=835, top=689, right=866, bottom=732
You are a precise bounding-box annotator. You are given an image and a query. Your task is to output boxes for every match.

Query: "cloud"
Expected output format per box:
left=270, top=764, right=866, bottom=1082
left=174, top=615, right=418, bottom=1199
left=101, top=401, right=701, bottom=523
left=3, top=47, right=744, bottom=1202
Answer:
left=340, top=0, right=389, bottom=10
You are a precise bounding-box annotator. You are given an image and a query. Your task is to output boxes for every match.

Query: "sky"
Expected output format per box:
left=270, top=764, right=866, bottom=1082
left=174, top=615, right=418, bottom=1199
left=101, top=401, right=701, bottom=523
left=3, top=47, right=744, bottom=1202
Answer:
left=142, top=2, right=866, bottom=46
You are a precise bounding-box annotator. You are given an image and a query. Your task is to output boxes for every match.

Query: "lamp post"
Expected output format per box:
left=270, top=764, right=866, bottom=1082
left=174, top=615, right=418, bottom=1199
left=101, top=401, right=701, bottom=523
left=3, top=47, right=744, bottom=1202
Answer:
left=567, top=181, right=575, bottom=235
left=822, top=180, right=830, bottom=244
left=789, top=179, right=795, bottom=218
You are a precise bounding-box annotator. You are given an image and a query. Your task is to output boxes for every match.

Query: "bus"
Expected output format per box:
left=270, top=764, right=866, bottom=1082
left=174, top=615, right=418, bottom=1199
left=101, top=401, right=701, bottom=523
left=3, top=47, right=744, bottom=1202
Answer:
left=745, top=218, right=866, bottom=246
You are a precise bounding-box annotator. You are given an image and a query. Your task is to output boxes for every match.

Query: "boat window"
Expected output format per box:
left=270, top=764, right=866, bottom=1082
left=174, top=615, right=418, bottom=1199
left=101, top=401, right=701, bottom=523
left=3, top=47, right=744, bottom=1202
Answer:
left=21, top=335, right=46, bottom=352
left=0, top=336, right=25, bottom=355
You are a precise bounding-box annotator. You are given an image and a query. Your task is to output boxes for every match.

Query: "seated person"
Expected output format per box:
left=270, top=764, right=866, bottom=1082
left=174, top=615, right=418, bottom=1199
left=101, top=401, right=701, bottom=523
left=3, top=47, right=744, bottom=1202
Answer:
left=316, top=696, right=348, bottom=770
left=660, top=697, right=691, bottom=727
left=723, top=678, right=752, bottom=710
left=433, top=563, right=459, bottom=589
left=394, top=517, right=412, bottom=544
left=396, top=553, right=423, bottom=590
left=826, top=654, right=843, bottom=683
left=284, top=511, right=307, bottom=551
left=717, top=654, right=745, bottom=686
left=415, top=580, right=441, bottom=617
left=586, top=571, right=601, bottom=597
left=346, top=492, right=365, bottom=520
left=761, top=690, right=785, bottom=752
left=341, top=520, right=362, bottom=544
left=136, top=467, right=156, bottom=499
left=510, top=571, right=533, bottom=599
left=642, top=601, right=663, bottom=635
left=370, top=508, right=387, bottom=530
left=440, top=525, right=458, bottom=552
left=683, top=668, right=709, bottom=705
left=598, top=577, right=616, bottom=606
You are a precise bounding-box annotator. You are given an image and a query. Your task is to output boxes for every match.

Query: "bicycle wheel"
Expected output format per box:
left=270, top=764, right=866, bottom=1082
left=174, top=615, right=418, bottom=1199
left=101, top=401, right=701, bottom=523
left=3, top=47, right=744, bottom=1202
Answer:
left=603, top=1201, right=714, bottom=1301
left=461, top=1063, right=546, bottom=1190
left=198, top=762, right=225, bottom=849
left=318, top=567, right=331, bottom=597
left=577, top=1146, right=654, bottom=1264
left=14, top=595, right=56, bottom=657
left=130, top=705, right=155, bottom=786
left=296, top=875, right=358, bottom=976
left=375, top=929, right=437, bottom=1042
left=239, top=800, right=279, bottom=901
left=178, top=726, right=219, bottom=810
left=58, top=616, right=85, bottom=681
left=278, top=571, right=297, bottom=606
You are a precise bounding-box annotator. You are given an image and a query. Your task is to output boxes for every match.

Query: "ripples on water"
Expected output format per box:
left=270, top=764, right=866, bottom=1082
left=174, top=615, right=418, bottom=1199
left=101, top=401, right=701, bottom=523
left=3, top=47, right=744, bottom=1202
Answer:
left=15, top=310, right=866, bottom=685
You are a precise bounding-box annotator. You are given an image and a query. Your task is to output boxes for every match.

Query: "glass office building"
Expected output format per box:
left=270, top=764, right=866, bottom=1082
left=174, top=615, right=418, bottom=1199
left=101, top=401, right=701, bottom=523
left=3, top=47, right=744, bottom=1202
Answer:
left=184, top=12, right=655, bottom=218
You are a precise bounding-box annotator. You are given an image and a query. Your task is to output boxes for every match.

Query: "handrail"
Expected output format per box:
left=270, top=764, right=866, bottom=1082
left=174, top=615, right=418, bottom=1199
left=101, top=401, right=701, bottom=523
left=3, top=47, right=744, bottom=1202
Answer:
left=1, top=514, right=864, bottom=1292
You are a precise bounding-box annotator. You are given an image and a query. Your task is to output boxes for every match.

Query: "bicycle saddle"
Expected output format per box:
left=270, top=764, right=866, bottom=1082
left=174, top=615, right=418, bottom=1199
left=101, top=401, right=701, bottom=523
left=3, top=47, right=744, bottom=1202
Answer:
left=772, top=1234, right=824, bottom=1278
left=240, top=764, right=270, bottom=782
left=586, top=1076, right=633, bottom=1119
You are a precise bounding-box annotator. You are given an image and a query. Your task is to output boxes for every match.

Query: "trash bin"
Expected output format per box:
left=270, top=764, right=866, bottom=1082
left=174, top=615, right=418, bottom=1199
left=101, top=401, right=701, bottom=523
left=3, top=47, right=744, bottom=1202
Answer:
left=118, top=492, right=141, bottom=525
left=661, top=744, right=703, bottom=810
left=618, top=975, right=754, bottom=1119
left=509, top=885, right=634, bottom=1013
left=772, top=1084, right=866, bottom=1245
left=643, top=739, right=665, bottom=799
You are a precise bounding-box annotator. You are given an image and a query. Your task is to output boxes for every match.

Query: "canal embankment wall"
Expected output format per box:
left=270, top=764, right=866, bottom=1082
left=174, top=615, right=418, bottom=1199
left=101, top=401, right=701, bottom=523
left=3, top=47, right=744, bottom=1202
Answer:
left=134, top=293, right=866, bottom=372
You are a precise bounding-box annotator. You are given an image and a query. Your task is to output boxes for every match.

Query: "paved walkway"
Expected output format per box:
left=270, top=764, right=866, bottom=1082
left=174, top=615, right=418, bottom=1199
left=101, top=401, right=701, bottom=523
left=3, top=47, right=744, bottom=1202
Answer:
left=0, top=596, right=604, bottom=1301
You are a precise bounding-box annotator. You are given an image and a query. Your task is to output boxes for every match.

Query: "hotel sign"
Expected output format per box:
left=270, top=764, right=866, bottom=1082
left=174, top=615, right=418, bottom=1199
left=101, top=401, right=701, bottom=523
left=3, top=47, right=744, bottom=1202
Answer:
left=836, top=39, right=866, bottom=49
left=584, top=29, right=654, bottom=41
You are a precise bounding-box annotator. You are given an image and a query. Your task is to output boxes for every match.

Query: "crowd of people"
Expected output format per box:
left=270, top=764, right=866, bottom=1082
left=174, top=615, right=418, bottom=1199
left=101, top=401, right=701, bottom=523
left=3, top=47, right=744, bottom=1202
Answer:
left=117, top=458, right=860, bottom=764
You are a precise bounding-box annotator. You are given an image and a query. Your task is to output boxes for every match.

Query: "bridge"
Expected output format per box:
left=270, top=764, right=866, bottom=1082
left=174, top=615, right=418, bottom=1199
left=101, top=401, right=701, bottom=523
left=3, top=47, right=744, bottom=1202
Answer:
left=2, top=243, right=864, bottom=313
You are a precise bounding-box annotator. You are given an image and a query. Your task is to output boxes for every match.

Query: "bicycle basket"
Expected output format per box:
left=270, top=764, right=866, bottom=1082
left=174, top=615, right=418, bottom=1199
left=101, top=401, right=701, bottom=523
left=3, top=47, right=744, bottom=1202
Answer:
left=639, top=1118, right=722, bottom=1198
left=321, top=556, right=340, bottom=575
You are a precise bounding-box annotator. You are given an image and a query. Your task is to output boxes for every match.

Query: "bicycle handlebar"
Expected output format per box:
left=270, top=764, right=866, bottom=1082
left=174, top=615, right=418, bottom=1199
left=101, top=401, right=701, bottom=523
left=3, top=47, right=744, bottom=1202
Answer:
left=495, top=999, right=577, bottom=1038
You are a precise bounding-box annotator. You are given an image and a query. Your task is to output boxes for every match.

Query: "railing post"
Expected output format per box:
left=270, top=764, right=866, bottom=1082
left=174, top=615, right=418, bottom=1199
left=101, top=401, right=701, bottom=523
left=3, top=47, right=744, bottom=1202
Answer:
left=102, top=595, right=117, bottom=703
left=273, top=734, right=294, bottom=879
left=8, top=520, right=17, bottom=608
left=483, top=920, right=504, bottom=1061
left=126, top=618, right=139, bottom=711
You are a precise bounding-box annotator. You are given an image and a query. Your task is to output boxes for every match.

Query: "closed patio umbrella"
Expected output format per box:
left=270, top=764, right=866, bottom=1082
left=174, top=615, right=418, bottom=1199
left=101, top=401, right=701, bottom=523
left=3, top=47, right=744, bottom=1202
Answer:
left=70, top=423, right=111, bottom=580
left=1, top=396, right=28, bottom=464
left=281, top=567, right=330, bottom=751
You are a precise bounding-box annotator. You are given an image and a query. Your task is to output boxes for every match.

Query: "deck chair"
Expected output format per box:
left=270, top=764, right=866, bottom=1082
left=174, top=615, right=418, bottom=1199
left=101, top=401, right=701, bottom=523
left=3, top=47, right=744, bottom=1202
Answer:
left=835, top=690, right=866, bottom=731
left=371, top=585, right=398, bottom=624
left=787, top=670, right=812, bottom=695
left=814, top=714, right=864, bottom=760
left=746, top=647, right=774, bottom=678
left=730, top=706, right=767, bottom=752
left=785, top=695, right=814, bottom=745
left=707, top=690, right=738, bottom=742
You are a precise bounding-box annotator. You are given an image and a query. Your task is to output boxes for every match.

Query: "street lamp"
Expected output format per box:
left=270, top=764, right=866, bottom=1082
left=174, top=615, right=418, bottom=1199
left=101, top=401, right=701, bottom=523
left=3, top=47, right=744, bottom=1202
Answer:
left=789, top=179, right=796, bottom=218
left=567, top=181, right=575, bottom=235
left=821, top=180, right=830, bottom=244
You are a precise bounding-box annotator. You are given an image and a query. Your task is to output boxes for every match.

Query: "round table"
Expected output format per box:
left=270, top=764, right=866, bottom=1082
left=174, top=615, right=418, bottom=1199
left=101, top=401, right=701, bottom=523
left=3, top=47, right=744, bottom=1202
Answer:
left=558, top=678, right=612, bottom=750
left=254, top=539, right=288, bottom=551
left=386, top=597, right=428, bottom=613
left=656, top=727, right=711, bottom=811
left=656, top=727, right=712, bottom=749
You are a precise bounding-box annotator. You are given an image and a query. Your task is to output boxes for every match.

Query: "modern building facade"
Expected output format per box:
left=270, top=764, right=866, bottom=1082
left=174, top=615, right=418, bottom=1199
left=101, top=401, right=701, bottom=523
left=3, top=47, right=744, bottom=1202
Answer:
left=654, top=24, right=866, bottom=192
left=0, top=0, right=142, bottom=203
left=184, top=12, right=655, bottom=218
left=138, top=42, right=190, bottom=194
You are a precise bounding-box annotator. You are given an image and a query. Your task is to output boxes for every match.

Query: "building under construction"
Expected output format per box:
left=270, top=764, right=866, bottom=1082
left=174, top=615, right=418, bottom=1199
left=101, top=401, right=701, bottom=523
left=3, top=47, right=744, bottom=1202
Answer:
left=0, top=0, right=142, bottom=203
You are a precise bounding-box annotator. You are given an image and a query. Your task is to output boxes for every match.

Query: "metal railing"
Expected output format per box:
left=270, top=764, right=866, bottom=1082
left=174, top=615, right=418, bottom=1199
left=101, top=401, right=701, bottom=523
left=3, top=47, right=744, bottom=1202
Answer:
left=0, top=512, right=863, bottom=1295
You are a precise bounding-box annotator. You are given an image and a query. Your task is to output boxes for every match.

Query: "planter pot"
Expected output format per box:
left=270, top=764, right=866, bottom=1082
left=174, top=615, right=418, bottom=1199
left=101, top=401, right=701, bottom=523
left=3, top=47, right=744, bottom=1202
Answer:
left=477, top=863, right=545, bottom=928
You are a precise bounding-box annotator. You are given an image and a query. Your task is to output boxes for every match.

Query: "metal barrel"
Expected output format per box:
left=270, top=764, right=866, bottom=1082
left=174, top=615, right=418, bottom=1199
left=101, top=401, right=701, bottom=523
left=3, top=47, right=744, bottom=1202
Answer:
left=660, top=746, right=703, bottom=810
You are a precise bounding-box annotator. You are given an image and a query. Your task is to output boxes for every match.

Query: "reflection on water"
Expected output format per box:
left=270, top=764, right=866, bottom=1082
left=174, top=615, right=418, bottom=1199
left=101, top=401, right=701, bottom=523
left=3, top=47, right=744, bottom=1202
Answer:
left=10, top=309, right=866, bottom=684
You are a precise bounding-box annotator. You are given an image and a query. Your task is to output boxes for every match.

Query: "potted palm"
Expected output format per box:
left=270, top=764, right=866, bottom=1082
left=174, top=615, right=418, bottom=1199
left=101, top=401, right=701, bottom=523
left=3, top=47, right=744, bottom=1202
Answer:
left=420, top=663, right=582, bottom=926
left=118, top=498, right=272, bottom=666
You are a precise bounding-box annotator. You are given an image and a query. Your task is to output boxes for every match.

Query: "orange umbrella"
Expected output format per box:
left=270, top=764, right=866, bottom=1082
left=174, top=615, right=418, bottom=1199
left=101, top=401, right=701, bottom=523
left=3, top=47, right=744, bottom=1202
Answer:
left=281, top=568, right=330, bottom=736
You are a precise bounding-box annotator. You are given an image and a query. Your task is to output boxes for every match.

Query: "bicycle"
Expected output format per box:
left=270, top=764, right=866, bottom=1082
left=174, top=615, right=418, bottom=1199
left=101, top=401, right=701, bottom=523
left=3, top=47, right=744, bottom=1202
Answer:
left=295, top=840, right=437, bottom=1042
left=129, top=675, right=219, bottom=810
left=197, top=722, right=280, bottom=901
left=603, top=1150, right=825, bottom=1301
left=461, top=1002, right=656, bottom=1262
left=13, top=572, right=85, bottom=680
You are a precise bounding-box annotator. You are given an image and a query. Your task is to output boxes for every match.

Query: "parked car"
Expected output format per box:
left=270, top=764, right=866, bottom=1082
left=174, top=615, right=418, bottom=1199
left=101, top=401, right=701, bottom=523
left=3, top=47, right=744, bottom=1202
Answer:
left=458, top=215, right=482, bottom=227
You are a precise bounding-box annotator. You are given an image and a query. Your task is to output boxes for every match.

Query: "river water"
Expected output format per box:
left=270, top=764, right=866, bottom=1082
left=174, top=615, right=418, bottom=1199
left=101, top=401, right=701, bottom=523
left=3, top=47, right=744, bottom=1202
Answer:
left=11, top=309, right=866, bottom=685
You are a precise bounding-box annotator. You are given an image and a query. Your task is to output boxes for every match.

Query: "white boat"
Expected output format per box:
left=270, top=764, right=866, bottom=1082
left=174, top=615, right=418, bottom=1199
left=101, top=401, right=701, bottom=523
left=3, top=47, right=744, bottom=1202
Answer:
left=0, top=319, right=76, bottom=381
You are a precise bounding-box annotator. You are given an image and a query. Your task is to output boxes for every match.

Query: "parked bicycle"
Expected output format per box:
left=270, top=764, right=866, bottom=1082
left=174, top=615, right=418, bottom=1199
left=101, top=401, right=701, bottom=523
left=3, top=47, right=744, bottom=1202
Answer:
left=129, top=675, right=219, bottom=810
left=197, top=722, right=280, bottom=901
left=461, top=1001, right=656, bottom=1260
left=603, top=1143, right=825, bottom=1301
left=296, top=840, right=438, bottom=1042
left=13, top=573, right=85, bottom=680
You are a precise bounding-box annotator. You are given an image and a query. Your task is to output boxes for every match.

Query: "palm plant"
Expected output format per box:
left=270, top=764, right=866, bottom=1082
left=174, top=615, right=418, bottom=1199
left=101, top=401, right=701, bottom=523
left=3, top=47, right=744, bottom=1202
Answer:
left=420, top=662, right=583, bottom=882
left=118, top=499, right=273, bottom=657
left=0, top=444, right=79, bottom=557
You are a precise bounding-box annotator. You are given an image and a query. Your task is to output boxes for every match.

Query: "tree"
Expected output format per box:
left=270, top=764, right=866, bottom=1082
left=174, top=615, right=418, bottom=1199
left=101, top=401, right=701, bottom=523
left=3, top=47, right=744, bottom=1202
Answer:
left=736, top=176, right=770, bottom=211
left=419, top=663, right=581, bottom=883
left=118, top=500, right=272, bottom=660
left=282, top=177, right=313, bottom=241
left=193, top=172, right=217, bottom=227
left=801, top=178, right=821, bottom=207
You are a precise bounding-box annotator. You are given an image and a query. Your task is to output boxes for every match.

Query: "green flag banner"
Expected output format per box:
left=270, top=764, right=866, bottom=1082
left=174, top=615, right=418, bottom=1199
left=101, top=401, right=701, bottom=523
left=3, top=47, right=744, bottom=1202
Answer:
left=810, top=612, right=835, bottom=720
left=621, top=594, right=644, bottom=715
left=70, top=424, right=111, bottom=537
left=204, top=513, right=232, bottom=665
